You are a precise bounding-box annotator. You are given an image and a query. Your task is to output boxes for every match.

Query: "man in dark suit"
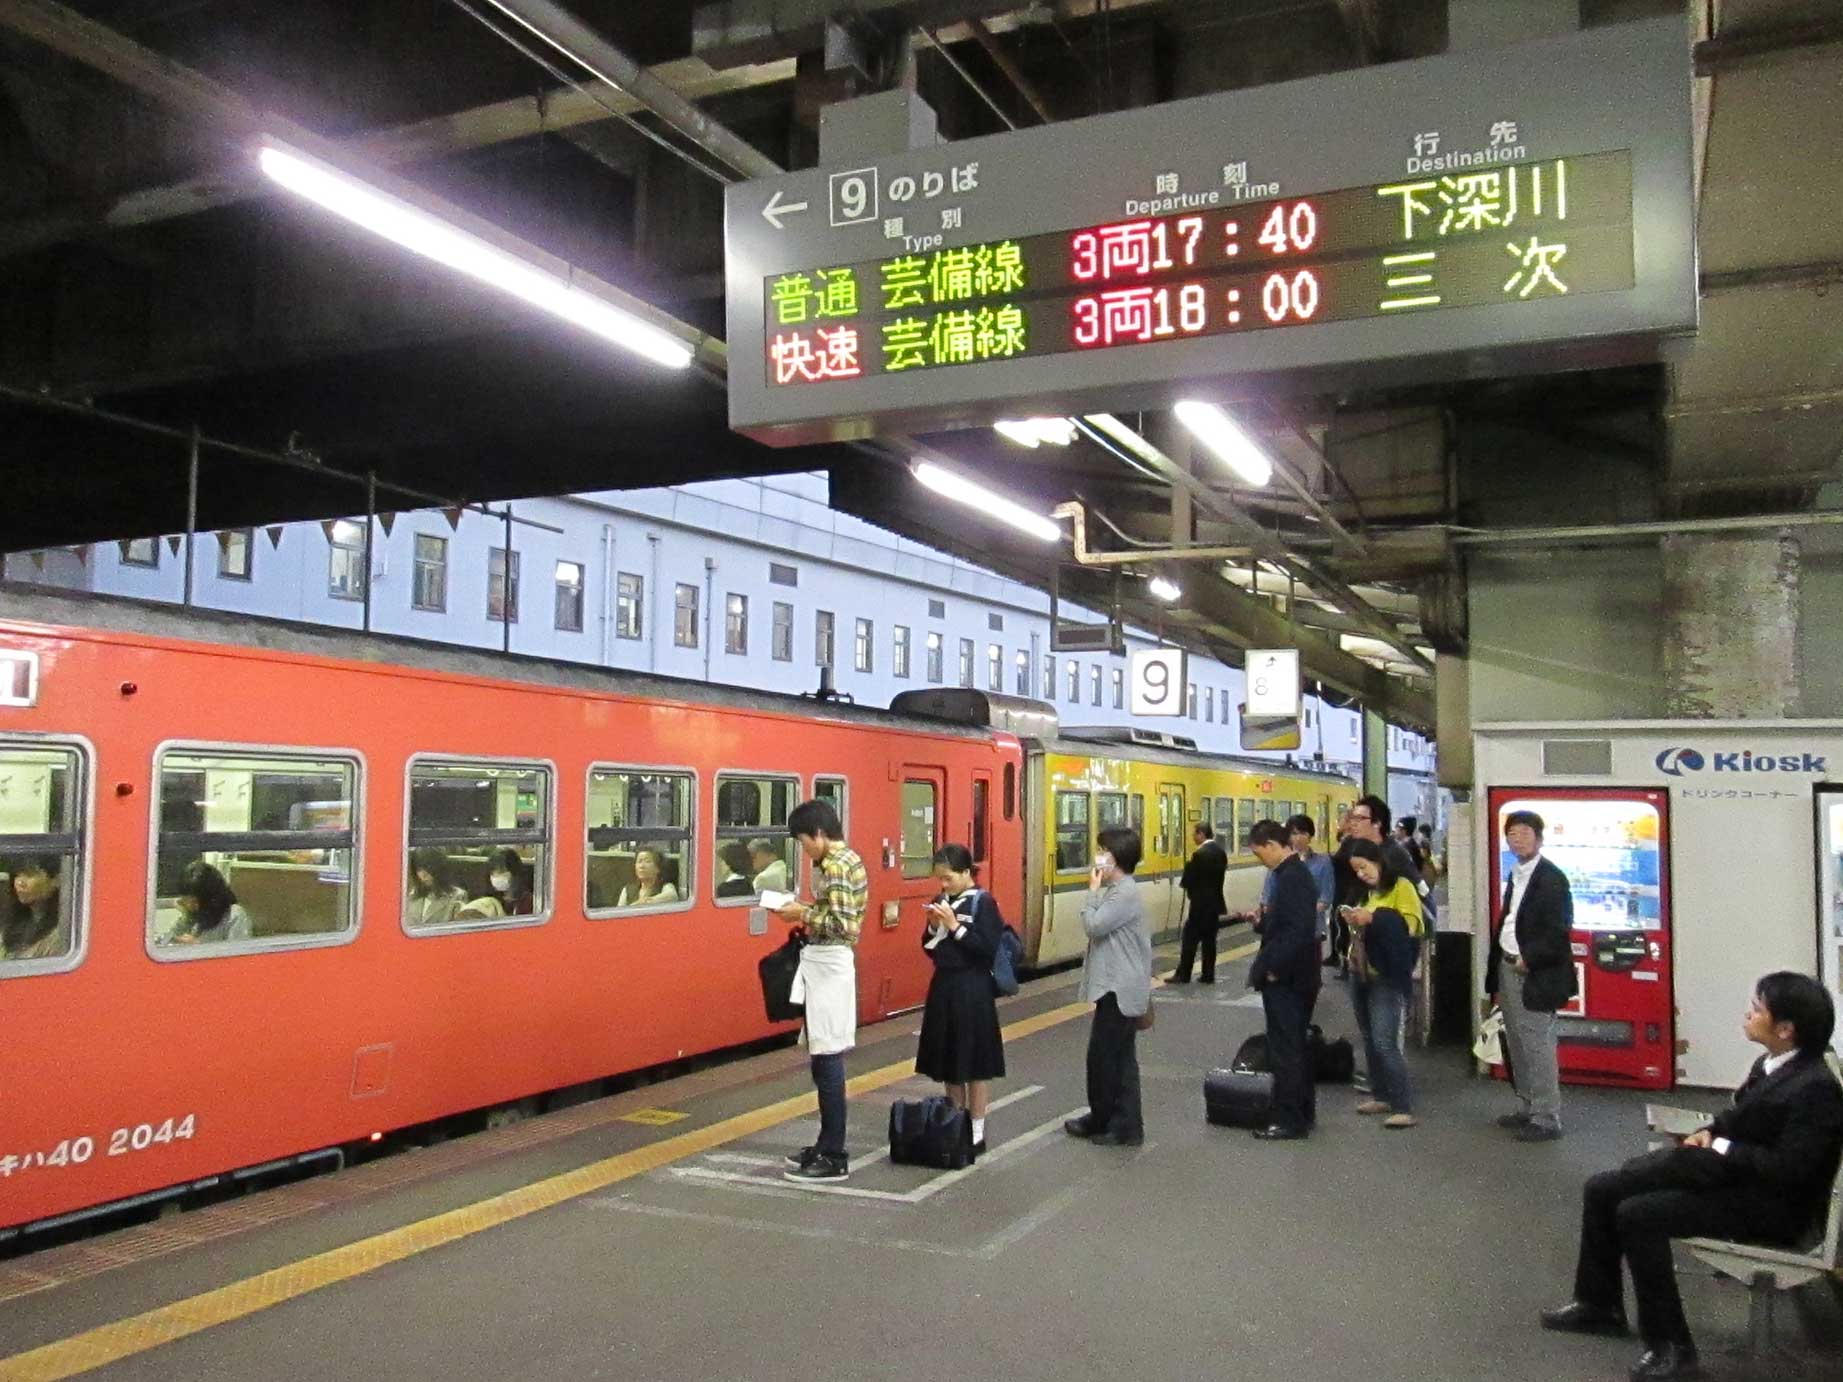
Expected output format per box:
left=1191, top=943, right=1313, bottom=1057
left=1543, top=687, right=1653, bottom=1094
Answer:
left=1542, top=972, right=1843, bottom=1381
left=1170, top=822, right=1228, bottom=984
left=1486, top=808, right=1575, bottom=1141
left=1247, top=819, right=1322, bottom=1140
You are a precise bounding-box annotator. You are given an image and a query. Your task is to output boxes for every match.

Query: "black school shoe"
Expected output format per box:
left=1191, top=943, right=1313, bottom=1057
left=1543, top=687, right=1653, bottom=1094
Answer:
left=1088, top=1129, right=1143, bottom=1147
left=783, top=1154, right=849, bottom=1182
left=1540, top=1302, right=1630, bottom=1337
left=1629, top=1342, right=1699, bottom=1380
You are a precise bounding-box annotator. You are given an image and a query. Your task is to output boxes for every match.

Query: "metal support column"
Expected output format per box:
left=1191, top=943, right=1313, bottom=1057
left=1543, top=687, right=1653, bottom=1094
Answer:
left=502, top=505, right=514, bottom=654
left=362, top=471, right=376, bottom=634
left=182, top=425, right=199, bottom=608
left=1362, top=705, right=1389, bottom=802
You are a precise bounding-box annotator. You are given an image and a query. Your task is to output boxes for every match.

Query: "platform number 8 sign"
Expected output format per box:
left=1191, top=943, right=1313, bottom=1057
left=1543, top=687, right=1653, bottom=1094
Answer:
left=829, top=167, right=878, bottom=227
left=1129, top=647, right=1187, bottom=717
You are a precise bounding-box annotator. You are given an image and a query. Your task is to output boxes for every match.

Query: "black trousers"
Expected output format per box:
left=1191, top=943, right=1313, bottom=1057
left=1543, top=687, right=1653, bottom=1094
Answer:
left=1173, top=911, right=1219, bottom=981
left=1261, top=983, right=1316, bottom=1131
left=1085, top=993, right=1143, bottom=1138
left=1573, top=1147, right=1801, bottom=1347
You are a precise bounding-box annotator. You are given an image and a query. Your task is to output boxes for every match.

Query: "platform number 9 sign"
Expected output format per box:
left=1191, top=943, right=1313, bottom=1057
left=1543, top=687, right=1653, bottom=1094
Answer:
left=1129, top=647, right=1187, bottom=718
left=829, top=167, right=879, bottom=227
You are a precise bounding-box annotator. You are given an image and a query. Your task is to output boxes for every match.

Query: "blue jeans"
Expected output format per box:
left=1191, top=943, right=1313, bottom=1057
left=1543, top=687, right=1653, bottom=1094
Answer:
left=810, top=1054, right=848, bottom=1160
left=1352, top=980, right=1412, bottom=1113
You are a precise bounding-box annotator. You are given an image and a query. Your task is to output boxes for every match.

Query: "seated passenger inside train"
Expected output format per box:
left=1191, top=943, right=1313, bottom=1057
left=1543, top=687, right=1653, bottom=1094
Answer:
left=457, top=847, right=536, bottom=919
left=162, top=861, right=254, bottom=945
left=749, top=838, right=790, bottom=894
left=617, top=848, right=680, bottom=907
left=1, top=852, right=69, bottom=961
left=715, top=842, right=756, bottom=899
left=407, top=847, right=468, bottom=925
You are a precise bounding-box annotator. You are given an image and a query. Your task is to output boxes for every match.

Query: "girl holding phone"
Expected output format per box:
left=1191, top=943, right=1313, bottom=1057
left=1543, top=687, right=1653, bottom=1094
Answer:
left=915, top=844, right=1007, bottom=1154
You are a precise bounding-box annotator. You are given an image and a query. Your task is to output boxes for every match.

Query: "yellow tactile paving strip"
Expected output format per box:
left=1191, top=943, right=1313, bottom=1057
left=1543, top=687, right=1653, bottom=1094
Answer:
left=0, top=992, right=1133, bottom=1382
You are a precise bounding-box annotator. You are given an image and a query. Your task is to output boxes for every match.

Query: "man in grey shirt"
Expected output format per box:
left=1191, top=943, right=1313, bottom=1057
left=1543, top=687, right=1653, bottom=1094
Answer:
left=1065, top=825, right=1153, bottom=1147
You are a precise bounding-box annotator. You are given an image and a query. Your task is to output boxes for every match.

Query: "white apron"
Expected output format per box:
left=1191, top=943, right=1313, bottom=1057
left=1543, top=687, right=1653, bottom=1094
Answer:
left=791, top=942, right=858, bottom=1056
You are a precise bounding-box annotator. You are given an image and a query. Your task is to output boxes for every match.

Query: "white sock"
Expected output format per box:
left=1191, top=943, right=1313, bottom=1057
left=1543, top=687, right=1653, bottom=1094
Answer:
left=972, top=1117, right=986, bottom=1143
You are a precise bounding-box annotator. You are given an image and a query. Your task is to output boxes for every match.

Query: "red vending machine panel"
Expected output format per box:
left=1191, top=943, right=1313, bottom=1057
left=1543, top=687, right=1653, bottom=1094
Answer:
left=1487, top=787, right=1674, bottom=1090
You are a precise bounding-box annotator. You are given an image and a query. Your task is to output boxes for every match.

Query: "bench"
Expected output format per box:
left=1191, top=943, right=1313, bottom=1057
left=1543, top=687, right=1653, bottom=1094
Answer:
left=1646, top=1053, right=1843, bottom=1355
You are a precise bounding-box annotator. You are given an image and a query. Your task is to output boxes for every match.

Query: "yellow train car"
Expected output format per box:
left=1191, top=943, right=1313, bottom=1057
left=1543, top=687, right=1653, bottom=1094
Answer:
left=1023, top=727, right=1359, bottom=968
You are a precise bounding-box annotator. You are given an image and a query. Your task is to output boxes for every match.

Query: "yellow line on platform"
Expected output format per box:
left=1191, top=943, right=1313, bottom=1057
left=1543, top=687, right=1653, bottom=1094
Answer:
left=0, top=996, right=1102, bottom=1381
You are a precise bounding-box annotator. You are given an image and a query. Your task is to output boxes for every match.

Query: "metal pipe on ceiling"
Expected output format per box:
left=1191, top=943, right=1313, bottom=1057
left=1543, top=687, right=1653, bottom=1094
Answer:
left=1451, top=509, right=1843, bottom=547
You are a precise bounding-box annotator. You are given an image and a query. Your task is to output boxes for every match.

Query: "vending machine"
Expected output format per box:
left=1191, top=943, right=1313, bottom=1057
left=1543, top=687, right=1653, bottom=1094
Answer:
left=1486, top=786, right=1674, bottom=1090
left=1814, top=786, right=1843, bottom=1026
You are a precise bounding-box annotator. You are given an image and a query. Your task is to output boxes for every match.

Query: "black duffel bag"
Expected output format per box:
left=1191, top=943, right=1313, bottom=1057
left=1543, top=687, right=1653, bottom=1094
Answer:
left=1204, top=1067, right=1273, bottom=1128
left=1231, top=1032, right=1269, bottom=1072
left=888, top=1095, right=974, bottom=1170
left=758, top=928, right=806, bottom=1023
left=1308, top=1024, right=1356, bottom=1083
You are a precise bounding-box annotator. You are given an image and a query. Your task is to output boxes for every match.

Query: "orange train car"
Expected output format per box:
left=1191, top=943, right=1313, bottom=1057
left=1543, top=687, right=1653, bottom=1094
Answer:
left=0, top=590, right=1027, bottom=1237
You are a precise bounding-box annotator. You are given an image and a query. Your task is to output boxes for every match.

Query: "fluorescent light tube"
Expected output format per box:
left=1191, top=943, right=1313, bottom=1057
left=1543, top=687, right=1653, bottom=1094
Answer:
left=911, top=461, right=1062, bottom=543
left=1173, top=400, right=1273, bottom=487
left=257, top=139, right=693, bottom=370
left=1148, top=576, right=1181, bottom=602
left=994, top=417, right=1077, bottom=448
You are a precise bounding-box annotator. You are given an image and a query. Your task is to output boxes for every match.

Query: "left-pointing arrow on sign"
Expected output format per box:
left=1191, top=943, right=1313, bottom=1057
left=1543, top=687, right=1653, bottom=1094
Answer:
left=762, top=188, right=809, bottom=230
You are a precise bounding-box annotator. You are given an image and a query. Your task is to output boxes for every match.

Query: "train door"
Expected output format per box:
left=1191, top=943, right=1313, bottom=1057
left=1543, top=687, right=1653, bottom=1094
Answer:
left=1021, top=749, right=1047, bottom=962
left=881, top=765, right=947, bottom=1017
left=1157, top=782, right=1186, bottom=936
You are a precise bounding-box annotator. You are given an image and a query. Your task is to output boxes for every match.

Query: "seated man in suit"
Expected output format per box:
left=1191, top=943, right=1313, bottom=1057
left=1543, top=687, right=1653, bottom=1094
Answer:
left=1541, top=972, right=1843, bottom=1381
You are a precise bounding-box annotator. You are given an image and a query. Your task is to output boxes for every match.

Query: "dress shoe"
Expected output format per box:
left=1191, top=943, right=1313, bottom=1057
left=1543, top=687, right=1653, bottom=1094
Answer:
left=1063, top=1117, right=1095, bottom=1138
left=1252, top=1124, right=1308, bottom=1140
left=1166, top=974, right=1191, bottom=984
left=1088, top=1130, right=1144, bottom=1147
left=1516, top=1123, right=1563, bottom=1143
left=1197, top=977, right=1215, bottom=985
left=1497, top=1111, right=1533, bottom=1129
left=1539, top=1302, right=1630, bottom=1337
left=1629, top=1342, right=1699, bottom=1380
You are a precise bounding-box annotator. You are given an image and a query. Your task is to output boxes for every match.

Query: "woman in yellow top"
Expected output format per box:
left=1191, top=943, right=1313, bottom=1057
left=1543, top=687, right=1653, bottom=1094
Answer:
left=1341, top=839, right=1425, bottom=1129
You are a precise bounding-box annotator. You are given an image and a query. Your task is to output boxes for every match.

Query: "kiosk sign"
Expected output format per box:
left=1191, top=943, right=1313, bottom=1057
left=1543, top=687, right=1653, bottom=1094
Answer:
left=725, top=18, right=1695, bottom=445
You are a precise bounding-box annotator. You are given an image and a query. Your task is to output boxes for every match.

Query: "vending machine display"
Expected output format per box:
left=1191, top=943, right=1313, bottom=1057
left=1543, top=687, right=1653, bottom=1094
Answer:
left=1488, top=787, right=1674, bottom=1089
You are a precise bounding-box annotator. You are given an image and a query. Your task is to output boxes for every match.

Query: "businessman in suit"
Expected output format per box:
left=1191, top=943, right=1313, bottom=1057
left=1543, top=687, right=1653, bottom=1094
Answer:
left=1487, top=808, right=1575, bottom=1141
left=1247, top=819, right=1323, bottom=1140
left=1171, top=822, right=1229, bottom=984
left=1542, top=972, right=1843, bottom=1381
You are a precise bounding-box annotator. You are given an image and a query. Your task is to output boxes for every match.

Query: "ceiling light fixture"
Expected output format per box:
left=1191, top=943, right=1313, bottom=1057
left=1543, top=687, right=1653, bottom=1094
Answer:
left=911, top=461, right=1062, bottom=543
left=1173, top=400, right=1273, bottom=487
left=256, top=139, right=694, bottom=370
left=994, top=417, right=1078, bottom=448
left=1148, top=575, right=1181, bottom=602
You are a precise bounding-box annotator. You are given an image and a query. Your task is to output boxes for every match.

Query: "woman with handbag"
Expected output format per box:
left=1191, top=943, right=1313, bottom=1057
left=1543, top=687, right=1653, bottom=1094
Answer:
left=914, top=844, right=1007, bottom=1156
left=1342, top=838, right=1425, bottom=1129
left=1065, top=826, right=1152, bottom=1148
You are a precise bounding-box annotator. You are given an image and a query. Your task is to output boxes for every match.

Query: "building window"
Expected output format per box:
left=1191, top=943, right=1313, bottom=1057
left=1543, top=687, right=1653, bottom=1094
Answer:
left=153, top=749, right=359, bottom=953
left=928, top=598, right=946, bottom=619
left=926, top=631, right=944, bottom=683
left=988, top=612, right=1004, bottom=632
left=893, top=625, right=912, bottom=678
left=958, top=638, right=975, bottom=688
left=674, top=583, right=699, bottom=648
left=487, top=547, right=520, bottom=623
left=1112, top=667, right=1125, bottom=709
left=1015, top=650, right=1029, bottom=696
left=815, top=610, right=835, bottom=668
left=217, top=529, right=253, bottom=581
left=1090, top=664, right=1102, bottom=706
left=586, top=768, right=692, bottom=914
left=413, top=534, right=448, bottom=612
left=405, top=758, right=550, bottom=930
left=1042, top=655, right=1055, bottom=699
left=769, top=562, right=798, bottom=587
left=1066, top=660, right=1079, bottom=703
left=772, top=601, right=794, bottom=661
left=854, top=617, right=873, bottom=673
left=616, top=572, right=643, bottom=639
left=119, top=537, right=159, bottom=568
left=987, top=643, right=1002, bottom=692
left=725, top=593, right=748, bottom=655
left=1205, top=687, right=1215, bottom=722
left=328, top=519, right=367, bottom=601
left=554, top=561, right=585, bottom=632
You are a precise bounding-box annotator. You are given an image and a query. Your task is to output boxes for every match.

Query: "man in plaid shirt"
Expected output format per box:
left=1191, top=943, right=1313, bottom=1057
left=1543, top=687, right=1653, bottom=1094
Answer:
left=775, top=799, right=867, bottom=1181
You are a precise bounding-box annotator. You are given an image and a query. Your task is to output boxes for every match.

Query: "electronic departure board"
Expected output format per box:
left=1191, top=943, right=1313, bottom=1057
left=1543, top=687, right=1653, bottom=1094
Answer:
left=725, top=18, right=1695, bottom=446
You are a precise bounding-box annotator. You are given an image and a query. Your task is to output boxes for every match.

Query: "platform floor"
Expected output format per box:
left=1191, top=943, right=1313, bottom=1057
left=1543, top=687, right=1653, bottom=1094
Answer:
left=2, top=941, right=1837, bottom=1382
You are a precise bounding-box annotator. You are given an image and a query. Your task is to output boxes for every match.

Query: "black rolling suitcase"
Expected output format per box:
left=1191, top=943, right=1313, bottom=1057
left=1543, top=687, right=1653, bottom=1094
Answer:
left=888, top=1095, right=975, bottom=1170
left=1204, top=1068, right=1274, bottom=1128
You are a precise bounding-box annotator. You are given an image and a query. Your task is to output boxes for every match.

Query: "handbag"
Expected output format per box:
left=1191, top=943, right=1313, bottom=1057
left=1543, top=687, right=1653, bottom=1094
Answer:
left=1472, top=1006, right=1505, bottom=1066
left=758, top=927, right=807, bottom=1023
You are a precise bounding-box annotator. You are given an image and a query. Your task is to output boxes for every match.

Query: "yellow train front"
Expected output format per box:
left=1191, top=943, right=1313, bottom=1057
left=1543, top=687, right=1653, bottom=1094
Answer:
left=1022, top=727, right=1359, bottom=967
